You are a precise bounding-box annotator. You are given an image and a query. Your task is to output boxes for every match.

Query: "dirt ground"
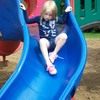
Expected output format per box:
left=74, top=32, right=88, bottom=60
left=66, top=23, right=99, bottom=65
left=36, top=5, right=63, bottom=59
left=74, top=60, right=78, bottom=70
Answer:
left=0, top=39, right=100, bottom=100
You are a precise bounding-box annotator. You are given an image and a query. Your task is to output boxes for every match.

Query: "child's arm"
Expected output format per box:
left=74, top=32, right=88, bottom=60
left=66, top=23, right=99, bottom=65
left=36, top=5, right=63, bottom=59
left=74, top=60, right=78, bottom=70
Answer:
left=57, top=6, right=72, bottom=24
left=20, top=3, right=40, bottom=24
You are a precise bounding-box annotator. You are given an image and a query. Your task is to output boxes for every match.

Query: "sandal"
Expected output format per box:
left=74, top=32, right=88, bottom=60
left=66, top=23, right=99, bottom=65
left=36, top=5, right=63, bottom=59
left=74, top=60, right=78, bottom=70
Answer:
left=47, top=64, right=57, bottom=75
left=49, top=52, right=58, bottom=63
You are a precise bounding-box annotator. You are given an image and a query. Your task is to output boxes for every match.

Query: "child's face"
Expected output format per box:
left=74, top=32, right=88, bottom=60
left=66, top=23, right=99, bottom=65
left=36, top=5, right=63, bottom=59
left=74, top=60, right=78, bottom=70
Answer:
left=43, top=10, right=53, bottom=21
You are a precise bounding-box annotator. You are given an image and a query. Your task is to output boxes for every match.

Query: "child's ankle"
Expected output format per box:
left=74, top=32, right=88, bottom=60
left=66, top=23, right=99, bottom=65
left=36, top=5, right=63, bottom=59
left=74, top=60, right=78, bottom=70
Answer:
left=46, top=61, right=52, bottom=66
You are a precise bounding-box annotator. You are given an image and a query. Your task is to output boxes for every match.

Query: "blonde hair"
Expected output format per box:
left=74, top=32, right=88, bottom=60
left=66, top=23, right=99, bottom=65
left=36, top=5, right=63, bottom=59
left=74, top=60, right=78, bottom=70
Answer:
left=40, top=0, right=58, bottom=25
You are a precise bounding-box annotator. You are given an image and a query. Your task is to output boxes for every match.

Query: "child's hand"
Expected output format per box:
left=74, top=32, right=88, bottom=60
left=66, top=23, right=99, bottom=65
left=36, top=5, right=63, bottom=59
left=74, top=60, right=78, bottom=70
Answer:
left=20, top=3, right=26, bottom=10
left=65, top=6, right=72, bottom=12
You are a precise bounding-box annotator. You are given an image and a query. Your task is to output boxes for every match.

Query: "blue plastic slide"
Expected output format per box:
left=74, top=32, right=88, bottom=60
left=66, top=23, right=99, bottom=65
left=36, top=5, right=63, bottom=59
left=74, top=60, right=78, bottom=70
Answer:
left=0, top=0, right=87, bottom=99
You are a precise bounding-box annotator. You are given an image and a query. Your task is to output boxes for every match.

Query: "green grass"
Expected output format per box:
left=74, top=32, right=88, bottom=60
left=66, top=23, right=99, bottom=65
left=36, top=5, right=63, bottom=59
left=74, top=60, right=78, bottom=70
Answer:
left=83, top=32, right=100, bottom=38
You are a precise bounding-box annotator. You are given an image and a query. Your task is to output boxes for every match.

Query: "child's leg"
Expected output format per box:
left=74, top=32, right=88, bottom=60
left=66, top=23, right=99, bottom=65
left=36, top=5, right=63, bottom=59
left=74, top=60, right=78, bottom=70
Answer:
left=39, top=38, right=51, bottom=65
left=49, top=33, right=67, bottom=63
left=39, top=38, right=57, bottom=75
left=54, top=33, right=67, bottom=54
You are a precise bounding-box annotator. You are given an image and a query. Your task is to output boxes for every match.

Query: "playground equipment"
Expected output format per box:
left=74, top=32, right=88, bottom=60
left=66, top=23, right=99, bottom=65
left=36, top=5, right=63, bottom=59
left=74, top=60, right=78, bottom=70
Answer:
left=23, top=0, right=46, bottom=17
left=0, top=0, right=23, bottom=61
left=71, top=0, right=100, bottom=30
left=0, top=40, right=22, bottom=61
left=0, top=0, right=87, bottom=100
left=56, top=0, right=100, bottom=31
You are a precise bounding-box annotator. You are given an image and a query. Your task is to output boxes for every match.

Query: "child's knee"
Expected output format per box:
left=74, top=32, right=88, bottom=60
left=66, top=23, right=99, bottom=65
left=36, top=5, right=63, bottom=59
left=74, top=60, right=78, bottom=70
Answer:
left=39, top=38, right=45, bottom=43
left=61, top=33, right=67, bottom=40
left=39, top=39, right=44, bottom=46
left=39, top=38, right=49, bottom=46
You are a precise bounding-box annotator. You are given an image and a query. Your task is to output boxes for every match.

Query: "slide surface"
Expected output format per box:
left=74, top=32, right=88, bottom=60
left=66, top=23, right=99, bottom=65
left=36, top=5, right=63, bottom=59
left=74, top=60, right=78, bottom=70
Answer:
left=0, top=0, right=87, bottom=100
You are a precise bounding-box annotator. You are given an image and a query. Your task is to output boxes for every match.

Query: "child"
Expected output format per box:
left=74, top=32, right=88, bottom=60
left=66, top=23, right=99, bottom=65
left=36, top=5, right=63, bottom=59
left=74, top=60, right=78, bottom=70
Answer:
left=20, top=0, right=72, bottom=75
